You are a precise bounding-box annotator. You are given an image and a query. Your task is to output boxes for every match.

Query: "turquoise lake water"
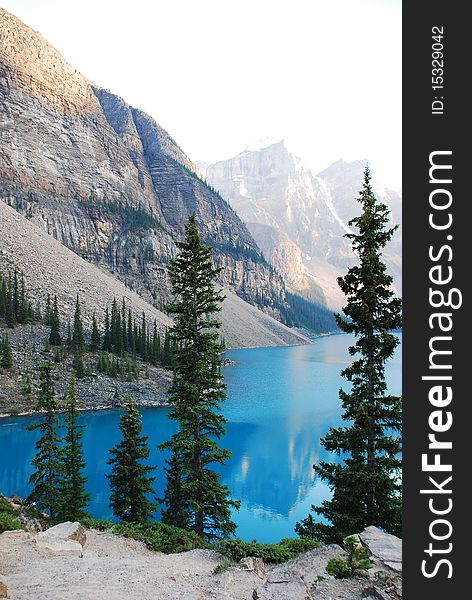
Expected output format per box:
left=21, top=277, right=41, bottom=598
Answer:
left=0, top=332, right=401, bottom=542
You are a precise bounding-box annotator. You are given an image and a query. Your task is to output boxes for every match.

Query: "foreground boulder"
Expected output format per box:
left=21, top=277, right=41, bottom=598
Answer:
left=359, top=525, right=402, bottom=573
left=249, top=527, right=402, bottom=599
left=35, top=522, right=86, bottom=556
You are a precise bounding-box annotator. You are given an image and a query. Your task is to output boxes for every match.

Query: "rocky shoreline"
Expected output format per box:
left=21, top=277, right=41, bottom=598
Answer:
left=0, top=321, right=171, bottom=417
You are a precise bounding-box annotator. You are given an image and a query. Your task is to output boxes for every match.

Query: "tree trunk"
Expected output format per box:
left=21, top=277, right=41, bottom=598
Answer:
left=366, top=323, right=376, bottom=524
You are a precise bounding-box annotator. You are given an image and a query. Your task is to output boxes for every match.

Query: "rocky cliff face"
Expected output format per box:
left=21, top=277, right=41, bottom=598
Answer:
left=0, top=7, right=284, bottom=316
left=204, top=142, right=402, bottom=309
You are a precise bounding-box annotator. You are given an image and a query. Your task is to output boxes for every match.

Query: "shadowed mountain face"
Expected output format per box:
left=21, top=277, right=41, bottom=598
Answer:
left=0, top=7, right=285, bottom=317
left=203, top=142, right=402, bottom=310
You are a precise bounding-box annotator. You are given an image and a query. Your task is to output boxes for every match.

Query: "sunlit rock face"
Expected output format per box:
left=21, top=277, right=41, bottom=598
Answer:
left=0, top=7, right=285, bottom=316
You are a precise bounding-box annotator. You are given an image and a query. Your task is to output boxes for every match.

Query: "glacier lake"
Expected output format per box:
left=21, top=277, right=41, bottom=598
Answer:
left=0, top=333, right=401, bottom=543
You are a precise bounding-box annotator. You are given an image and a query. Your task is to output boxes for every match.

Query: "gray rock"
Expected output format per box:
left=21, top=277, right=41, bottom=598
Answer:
left=359, top=526, right=402, bottom=573
left=35, top=522, right=87, bottom=555
left=238, top=557, right=265, bottom=578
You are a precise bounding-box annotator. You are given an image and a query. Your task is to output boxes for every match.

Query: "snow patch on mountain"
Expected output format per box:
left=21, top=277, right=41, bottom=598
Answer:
left=314, top=176, right=353, bottom=235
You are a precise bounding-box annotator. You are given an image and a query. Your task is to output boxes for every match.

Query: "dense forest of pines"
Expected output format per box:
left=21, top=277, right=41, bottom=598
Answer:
left=0, top=270, right=41, bottom=327
left=281, top=292, right=339, bottom=333
left=0, top=269, right=176, bottom=378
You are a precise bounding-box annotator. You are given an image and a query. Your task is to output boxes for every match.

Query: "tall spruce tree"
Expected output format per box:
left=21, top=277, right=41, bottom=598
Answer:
left=5, top=275, right=15, bottom=328
left=159, top=448, right=189, bottom=530
left=44, top=294, right=51, bottom=326
left=102, top=307, right=111, bottom=352
left=27, top=363, right=61, bottom=522
left=0, top=337, right=13, bottom=369
left=57, top=376, right=90, bottom=522
left=127, top=309, right=134, bottom=353
left=90, top=313, right=101, bottom=351
left=17, top=272, right=27, bottom=324
left=0, top=275, right=6, bottom=319
left=160, top=214, right=239, bottom=540
left=295, top=167, right=402, bottom=543
left=106, top=396, right=156, bottom=523
left=72, top=296, right=85, bottom=354
left=162, top=327, right=172, bottom=368
left=72, top=296, right=86, bottom=377
left=48, top=296, right=62, bottom=346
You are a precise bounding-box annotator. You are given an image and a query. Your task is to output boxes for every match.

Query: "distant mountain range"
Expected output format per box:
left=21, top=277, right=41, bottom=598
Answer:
left=201, top=141, right=402, bottom=310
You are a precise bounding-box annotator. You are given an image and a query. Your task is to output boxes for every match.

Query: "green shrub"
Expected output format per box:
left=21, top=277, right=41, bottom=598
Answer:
left=0, top=498, right=23, bottom=533
left=326, top=557, right=352, bottom=578
left=80, top=518, right=207, bottom=554
left=326, top=536, right=372, bottom=579
left=216, top=537, right=319, bottom=564
left=0, top=512, right=23, bottom=533
left=112, top=522, right=207, bottom=554
left=79, top=517, right=319, bottom=561
left=80, top=517, right=114, bottom=531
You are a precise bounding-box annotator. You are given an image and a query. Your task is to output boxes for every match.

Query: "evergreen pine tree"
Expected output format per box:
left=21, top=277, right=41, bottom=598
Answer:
left=57, top=376, right=90, bottom=522
left=139, top=313, right=147, bottom=360
left=102, top=307, right=111, bottom=352
left=152, top=321, right=159, bottom=365
left=5, top=275, right=15, bottom=328
left=295, top=167, right=402, bottom=543
left=162, top=327, right=171, bottom=368
left=48, top=296, right=62, bottom=346
left=90, top=313, right=101, bottom=352
left=17, top=272, right=27, bottom=324
left=54, top=348, right=62, bottom=363
left=27, top=300, right=35, bottom=323
left=66, top=320, right=72, bottom=351
left=27, top=364, right=61, bottom=521
left=161, top=214, right=239, bottom=540
left=20, top=372, right=32, bottom=396
left=127, top=309, right=134, bottom=353
left=72, top=296, right=86, bottom=378
left=72, top=296, right=85, bottom=354
left=13, top=269, right=19, bottom=320
left=110, top=299, right=122, bottom=355
left=106, top=396, right=156, bottom=522
left=0, top=337, right=13, bottom=368
left=159, top=448, right=189, bottom=530
left=0, top=276, right=6, bottom=319
left=45, top=294, right=51, bottom=326
left=34, top=302, right=42, bottom=323
left=121, top=299, right=127, bottom=351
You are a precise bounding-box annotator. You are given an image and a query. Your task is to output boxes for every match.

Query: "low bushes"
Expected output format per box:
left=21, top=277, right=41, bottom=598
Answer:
left=80, top=518, right=207, bottom=554
left=216, top=537, right=320, bottom=564
left=81, top=518, right=319, bottom=562
left=0, top=497, right=23, bottom=533
left=326, top=536, right=372, bottom=579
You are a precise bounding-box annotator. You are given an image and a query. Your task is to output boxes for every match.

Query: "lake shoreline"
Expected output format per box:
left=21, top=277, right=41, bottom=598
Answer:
left=0, top=331, right=342, bottom=419
left=0, top=399, right=169, bottom=420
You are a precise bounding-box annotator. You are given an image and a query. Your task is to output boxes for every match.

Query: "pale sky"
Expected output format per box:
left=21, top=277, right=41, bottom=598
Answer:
left=2, top=0, right=402, bottom=188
